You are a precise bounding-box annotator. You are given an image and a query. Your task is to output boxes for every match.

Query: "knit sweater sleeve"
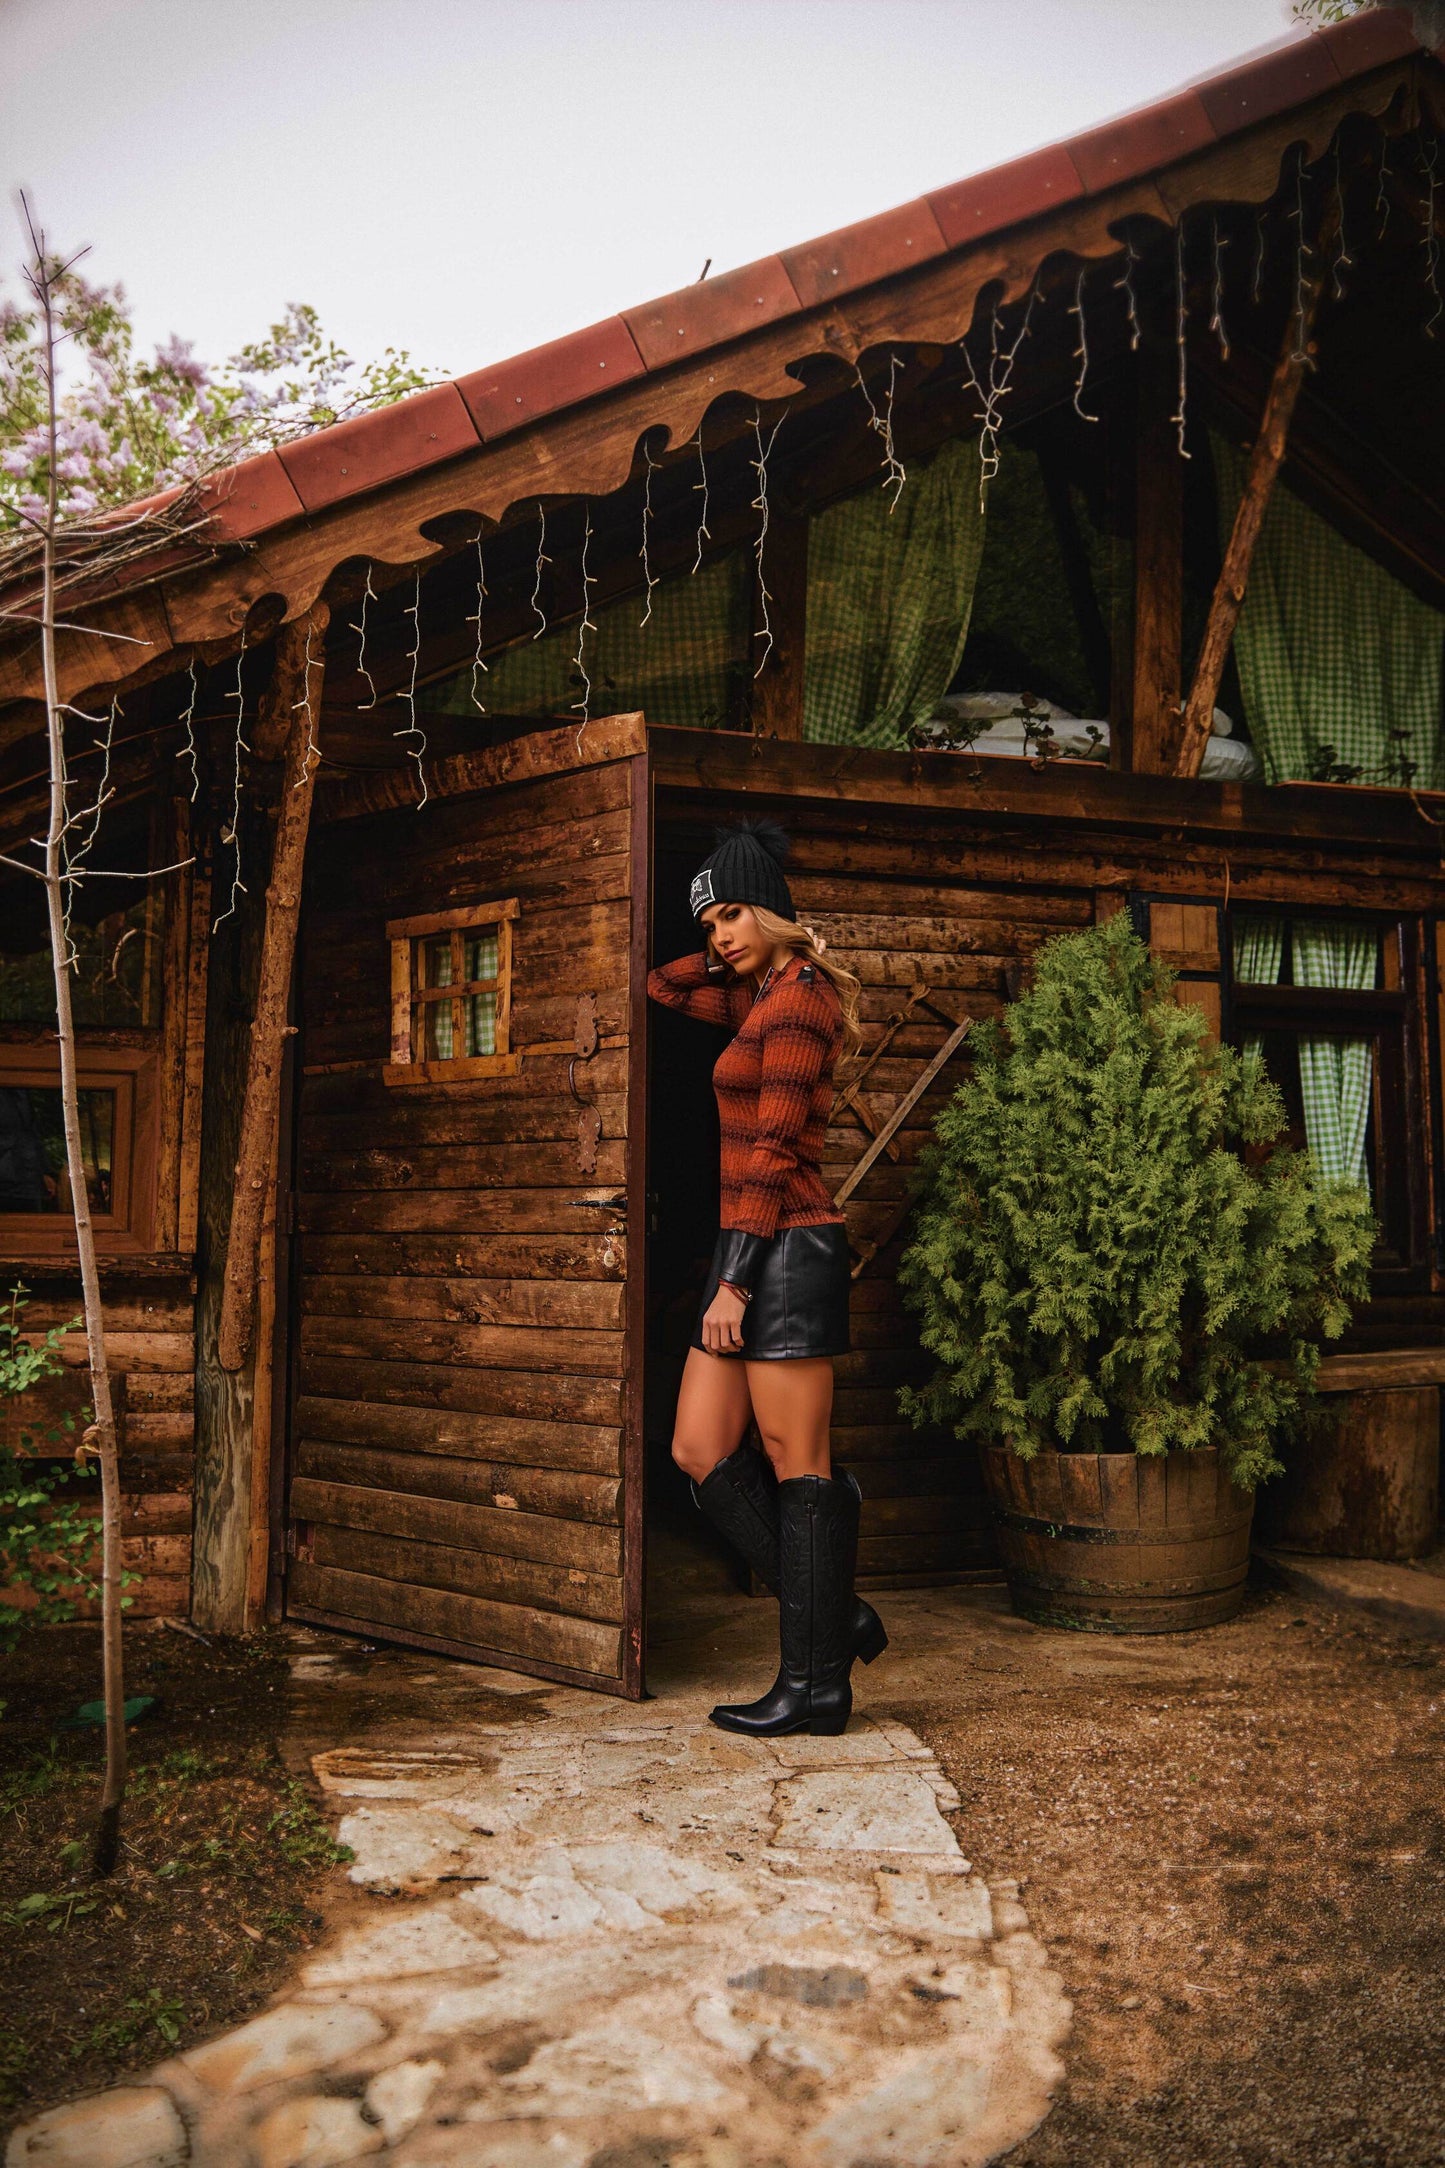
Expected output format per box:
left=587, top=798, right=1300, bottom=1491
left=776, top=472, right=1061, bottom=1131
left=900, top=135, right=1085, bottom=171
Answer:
left=646, top=951, right=751, bottom=1030
left=728, top=973, right=840, bottom=1239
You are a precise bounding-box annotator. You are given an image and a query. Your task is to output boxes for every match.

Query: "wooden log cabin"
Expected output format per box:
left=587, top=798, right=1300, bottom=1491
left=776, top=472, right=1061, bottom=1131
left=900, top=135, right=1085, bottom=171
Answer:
left=2, top=12, right=1443, bottom=1692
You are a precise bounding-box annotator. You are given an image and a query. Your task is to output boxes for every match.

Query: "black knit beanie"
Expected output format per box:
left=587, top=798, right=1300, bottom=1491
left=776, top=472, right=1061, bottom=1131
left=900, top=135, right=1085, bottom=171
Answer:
left=688, top=819, right=795, bottom=922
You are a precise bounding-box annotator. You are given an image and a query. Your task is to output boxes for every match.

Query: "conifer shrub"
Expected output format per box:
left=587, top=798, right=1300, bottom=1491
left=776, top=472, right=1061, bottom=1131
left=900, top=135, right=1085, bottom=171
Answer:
left=898, top=912, right=1376, bottom=1488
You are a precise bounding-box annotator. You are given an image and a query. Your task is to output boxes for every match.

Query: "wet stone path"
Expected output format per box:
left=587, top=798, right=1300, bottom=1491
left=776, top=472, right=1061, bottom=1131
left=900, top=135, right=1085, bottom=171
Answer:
left=8, top=1621, right=1069, bottom=2168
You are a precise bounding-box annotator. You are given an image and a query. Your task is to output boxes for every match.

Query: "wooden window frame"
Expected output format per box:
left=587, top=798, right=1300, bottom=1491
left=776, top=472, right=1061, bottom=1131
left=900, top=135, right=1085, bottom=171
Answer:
left=0, top=1042, right=159, bottom=1255
left=1225, top=911, right=1428, bottom=1286
left=383, top=899, right=520, bottom=1087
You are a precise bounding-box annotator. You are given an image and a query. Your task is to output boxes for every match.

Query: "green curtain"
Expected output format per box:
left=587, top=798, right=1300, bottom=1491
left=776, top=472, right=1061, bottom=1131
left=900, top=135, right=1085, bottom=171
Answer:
left=1213, top=435, right=1445, bottom=788
left=1234, top=916, right=1284, bottom=1069
left=804, top=435, right=987, bottom=747
left=1293, top=920, right=1377, bottom=1194
left=430, top=548, right=751, bottom=730
left=1233, top=918, right=1284, bottom=985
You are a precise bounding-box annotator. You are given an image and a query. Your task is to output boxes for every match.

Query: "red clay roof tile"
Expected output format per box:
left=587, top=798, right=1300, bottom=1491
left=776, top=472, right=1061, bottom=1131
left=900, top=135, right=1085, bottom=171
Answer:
left=927, top=144, right=1085, bottom=250
left=178, top=23, right=1432, bottom=559
left=1069, top=88, right=1217, bottom=195
left=780, top=199, right=949, bottom=309
left=1197, top=37, right=1341, bottom=138
left=276, top=383, right=479, bottom=513
left=197, top=451, right=305, bottom=542
left=622, top=255, right=802, bottom=370
left=456, top=317, right=645, bottom=440
left=1317, top=5, right=1420, bottom=78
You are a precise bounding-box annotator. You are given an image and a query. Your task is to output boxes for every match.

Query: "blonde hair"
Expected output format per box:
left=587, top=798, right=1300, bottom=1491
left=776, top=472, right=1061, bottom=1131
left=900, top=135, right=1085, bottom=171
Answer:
left=750, top=905, right=863, bottom=1057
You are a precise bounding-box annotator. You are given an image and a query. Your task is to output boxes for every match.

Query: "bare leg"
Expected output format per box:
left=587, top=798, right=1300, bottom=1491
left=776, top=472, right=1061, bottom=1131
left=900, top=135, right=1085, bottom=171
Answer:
left=671, top=1345, right=754, bottom=1482
left=745, top=1357, right=834, bottom=1481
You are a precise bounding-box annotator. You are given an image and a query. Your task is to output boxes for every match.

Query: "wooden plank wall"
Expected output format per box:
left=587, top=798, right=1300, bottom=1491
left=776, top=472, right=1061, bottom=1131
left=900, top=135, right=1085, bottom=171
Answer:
left=2, top=825, right=207, bottom=1622
left=781, top=829, right=1097, bottom=1584
left=288, top=753, right=639, bottom=1686
left=6, top=1282, right=195, bottom=1617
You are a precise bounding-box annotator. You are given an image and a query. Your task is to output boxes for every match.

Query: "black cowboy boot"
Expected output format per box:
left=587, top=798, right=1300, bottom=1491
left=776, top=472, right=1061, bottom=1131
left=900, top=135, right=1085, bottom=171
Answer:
left=692, top=1446, right=887, bottom=1665
left=709, top=1473, right=860, bottom=1738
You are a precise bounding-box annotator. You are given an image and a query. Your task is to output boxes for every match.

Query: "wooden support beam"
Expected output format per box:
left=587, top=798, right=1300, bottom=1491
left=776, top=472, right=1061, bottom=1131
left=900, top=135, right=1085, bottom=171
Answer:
left=217, top=604, right=328, bottom=1371
left=1173, top=212, right=1334, bottom=778
left=749, top=508, right=809, bottom=739
left=1129, top=339, right=1184, bottom=775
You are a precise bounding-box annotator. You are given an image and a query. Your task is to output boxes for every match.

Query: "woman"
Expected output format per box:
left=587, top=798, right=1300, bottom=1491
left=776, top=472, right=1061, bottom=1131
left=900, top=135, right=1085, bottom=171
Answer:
left=647, top=819, right=887, bottom=1738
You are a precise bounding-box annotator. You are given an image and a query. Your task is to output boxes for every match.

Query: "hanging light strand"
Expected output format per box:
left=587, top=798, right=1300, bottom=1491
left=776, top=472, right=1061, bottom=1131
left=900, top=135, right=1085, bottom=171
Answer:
left=1332, top=144, right=1354, bottom=301
left=1209, top=215, right=1231, bottom=362
left=393, top=569, right=428, bottom=808
left=180, top=658, right=200, bottom=802
left=691, top=426, right=712, bottom=574
left=962, top=278, right=1040, bottom=508
left=1171, top=217, right=1192, bottom=458
left=292, top=617, right=320, bottom=791
left=1071, top=266, right=1099, bottom=421
left=639, top=441, right=660, bottom=629
left=572, top=507, right=596, bottom=746
left=1115, top=237, right=1142, bottom=352
left=1376, top=134, right=1392, bottom=240
left=531, top=503, right=551, bottom=637
left=855, top=353, right=907, bottom=507
left=750, top=408, right=786, bottom=680
left=351, top=564, right=378, bottom=709
left=213, top=638, right=248, bottom=932
left=468, top=534, right=488, bottom=713
left=1251, top=208, right=1268, bottom=308
left=1290, top=151, right=1312, bottom=365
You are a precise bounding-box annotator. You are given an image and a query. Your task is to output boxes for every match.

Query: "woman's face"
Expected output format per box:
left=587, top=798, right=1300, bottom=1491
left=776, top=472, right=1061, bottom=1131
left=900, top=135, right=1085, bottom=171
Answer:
left=700, top=900, right=773, bottom=977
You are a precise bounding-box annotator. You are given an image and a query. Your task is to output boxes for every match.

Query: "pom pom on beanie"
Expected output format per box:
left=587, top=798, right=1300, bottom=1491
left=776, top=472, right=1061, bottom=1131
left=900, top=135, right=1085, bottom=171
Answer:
left=688, top=819, right=795, bottom=921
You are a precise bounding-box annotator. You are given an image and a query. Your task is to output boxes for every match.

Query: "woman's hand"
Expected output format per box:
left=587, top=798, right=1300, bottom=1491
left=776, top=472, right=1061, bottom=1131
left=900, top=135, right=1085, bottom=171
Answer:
left=702, top=1283, right=748, bottom=1355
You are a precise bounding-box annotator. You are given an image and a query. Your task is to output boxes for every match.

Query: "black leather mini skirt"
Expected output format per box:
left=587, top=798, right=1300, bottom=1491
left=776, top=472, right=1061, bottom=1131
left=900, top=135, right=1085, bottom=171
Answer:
left=691, top=1222, right=852, bottom=1360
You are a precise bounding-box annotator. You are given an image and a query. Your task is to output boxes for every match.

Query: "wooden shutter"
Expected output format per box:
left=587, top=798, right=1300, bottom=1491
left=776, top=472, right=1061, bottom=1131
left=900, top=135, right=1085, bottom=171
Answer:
left=284, top=718, right=648, bottom=1696
left=1136, top=895, right=1224, bottom=1037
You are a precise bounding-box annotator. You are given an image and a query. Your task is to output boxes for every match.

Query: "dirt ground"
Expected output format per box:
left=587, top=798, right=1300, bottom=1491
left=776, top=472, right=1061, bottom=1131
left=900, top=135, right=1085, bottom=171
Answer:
left=916, top=1576, right=1445, bottom=2168
left=0, top=1619, right=354, bottom=2133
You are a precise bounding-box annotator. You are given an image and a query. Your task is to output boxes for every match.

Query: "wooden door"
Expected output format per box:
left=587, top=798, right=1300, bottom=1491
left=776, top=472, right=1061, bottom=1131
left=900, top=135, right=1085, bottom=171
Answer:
left=283, top=717, right=649, bottom=1695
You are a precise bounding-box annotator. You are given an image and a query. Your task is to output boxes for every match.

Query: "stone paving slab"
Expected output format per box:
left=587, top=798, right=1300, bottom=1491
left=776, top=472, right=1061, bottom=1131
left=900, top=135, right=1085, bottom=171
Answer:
left=6, top=1627, right=1070, bottom=2168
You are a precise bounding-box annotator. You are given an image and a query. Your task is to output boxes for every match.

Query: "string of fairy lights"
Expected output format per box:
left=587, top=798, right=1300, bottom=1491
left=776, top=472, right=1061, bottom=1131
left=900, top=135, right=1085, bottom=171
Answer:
left=180, top=120, right=1438, bottom=886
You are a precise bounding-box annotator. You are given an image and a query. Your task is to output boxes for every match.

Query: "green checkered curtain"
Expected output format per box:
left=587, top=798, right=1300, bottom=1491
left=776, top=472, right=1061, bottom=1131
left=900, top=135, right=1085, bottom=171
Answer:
left=1213, top=436, right=1445, bottom=788
left=430, top=549, right=750, bottom=730
left=804, top=435, right=986, bottom=747
left=1233, top=915, right=1284, bottom=1070
left=1293, top=919, right=1376, bottom=1195
left=1233, top=918, right=1284, bottom=985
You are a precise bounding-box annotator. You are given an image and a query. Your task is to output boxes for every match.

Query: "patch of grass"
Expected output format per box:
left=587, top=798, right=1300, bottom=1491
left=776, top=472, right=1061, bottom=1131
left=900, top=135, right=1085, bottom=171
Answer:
left=74, top=1989, right=185, bottom=2062
left=266, top=1778, right=355, bottom=1871
left=0, top=1624, right=347, bottom=2128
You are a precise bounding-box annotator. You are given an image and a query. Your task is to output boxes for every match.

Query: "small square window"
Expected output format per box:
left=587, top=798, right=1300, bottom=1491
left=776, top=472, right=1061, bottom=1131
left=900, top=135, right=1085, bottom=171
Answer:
left=384, top=900, right=520, bottom=1086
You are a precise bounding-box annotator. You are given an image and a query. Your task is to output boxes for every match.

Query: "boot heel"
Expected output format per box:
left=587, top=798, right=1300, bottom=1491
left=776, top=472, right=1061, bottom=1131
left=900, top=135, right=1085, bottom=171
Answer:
left=856, top=1613, right=888, bottom=1666
left=808, top=1707, right=850, bottom=1736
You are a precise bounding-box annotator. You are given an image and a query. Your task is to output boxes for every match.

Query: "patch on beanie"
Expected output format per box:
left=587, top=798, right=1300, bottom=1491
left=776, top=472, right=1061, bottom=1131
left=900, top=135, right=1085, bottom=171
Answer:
left=689, top=867, right=715, bottom=915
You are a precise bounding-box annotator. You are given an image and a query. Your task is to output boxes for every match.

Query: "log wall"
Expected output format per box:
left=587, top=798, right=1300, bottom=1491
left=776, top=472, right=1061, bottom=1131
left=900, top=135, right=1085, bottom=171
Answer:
left=288, top=742, right=645, bottom=1688
left=655, top=729, right=1445, bottom=1586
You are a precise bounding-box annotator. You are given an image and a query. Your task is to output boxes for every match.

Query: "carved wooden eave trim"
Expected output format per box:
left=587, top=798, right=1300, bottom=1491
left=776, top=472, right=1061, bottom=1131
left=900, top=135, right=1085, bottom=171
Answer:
left=0, top=55, right=1431, bottom=732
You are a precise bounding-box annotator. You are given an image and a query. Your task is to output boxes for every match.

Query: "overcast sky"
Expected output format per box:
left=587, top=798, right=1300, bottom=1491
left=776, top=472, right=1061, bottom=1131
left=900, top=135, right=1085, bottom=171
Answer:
left=4, top=0, right=1298, bottom=380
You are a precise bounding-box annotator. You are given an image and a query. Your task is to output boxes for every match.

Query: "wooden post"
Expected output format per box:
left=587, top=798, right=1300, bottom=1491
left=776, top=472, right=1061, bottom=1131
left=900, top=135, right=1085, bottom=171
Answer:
left=217, top=603, right=328, bottom=1371
left=749, top=509, right=808, bottom=739
left=1129, top=339, right=1184, bottom=774
left=1174, top=209, right=1335, bottom=778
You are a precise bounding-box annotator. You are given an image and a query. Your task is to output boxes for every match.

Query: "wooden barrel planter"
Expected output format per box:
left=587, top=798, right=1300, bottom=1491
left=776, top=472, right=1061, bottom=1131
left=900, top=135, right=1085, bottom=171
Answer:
left=981, top=1445, right=1255, bottom=1633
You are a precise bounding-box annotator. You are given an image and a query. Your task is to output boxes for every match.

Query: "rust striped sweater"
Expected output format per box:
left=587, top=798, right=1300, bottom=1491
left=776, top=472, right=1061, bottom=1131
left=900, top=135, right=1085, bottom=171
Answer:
left=647, top=951, right=845, bottom=1239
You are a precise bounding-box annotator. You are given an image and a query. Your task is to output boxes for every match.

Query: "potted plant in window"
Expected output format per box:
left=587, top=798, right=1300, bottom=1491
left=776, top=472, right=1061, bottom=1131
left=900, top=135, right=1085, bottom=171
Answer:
left=898, top=912, right=1375, bottom=1631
